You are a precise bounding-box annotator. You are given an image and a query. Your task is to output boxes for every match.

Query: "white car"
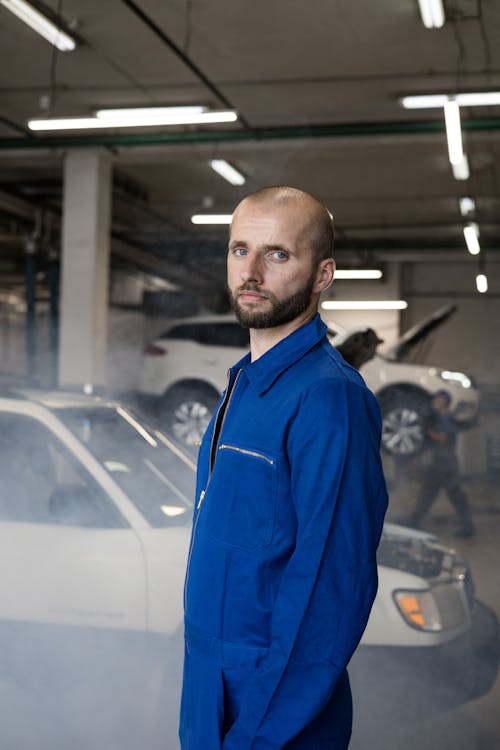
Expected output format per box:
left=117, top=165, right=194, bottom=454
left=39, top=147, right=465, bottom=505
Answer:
left=137, top=305, right=479, bottom=455
left=0, top=389, right=496, bottom=749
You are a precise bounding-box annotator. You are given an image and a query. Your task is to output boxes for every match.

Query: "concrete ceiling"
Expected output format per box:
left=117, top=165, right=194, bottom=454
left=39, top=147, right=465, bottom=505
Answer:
left=0, top=0, right=499, bottom=304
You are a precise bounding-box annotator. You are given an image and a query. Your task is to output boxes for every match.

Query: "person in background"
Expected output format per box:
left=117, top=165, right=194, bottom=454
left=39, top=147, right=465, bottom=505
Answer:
left=409, top=389, right=474, bottom=538
left=179, top=186, right=388, bottom=750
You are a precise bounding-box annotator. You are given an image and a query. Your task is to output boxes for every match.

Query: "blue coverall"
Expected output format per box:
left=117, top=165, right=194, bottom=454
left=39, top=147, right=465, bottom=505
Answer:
left=180, top=314, right=388, bottom=749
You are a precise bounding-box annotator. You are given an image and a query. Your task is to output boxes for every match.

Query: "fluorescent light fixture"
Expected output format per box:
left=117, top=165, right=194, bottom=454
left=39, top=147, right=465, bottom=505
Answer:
left=334, top=270, right=383, bottom=280
left=401, top=94, right=449, bottom=109
left=444, top=99, right=463, bottom=165
left=321, top=300, right=408, bottom=311
left=463, top=223, right=480, bottom=255
left=210, top=159, right=246, bottom=186
left=476, top=274, right=488, bottom=293
left=96, top=106, right=207, bottom=119
left=0, top=0, right=76, bottom=50
left=29, top=117, right=107, bottom=131
left=457, top=91, right=500, bottom=106
left=459, top=197, right=475, bottom=217
left=452, top=155, right=470, bottom=181
left=417, top=0, right=445, bottom=28
left=402, top=91, right=500, bottom=109
left=28, top=110, right=238, bottom=131
left=191, top=214, right=232, bottom=225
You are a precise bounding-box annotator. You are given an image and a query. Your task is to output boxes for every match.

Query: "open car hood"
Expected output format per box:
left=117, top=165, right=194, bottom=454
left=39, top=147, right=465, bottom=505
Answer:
left=383, top=303, right=457, bottom=362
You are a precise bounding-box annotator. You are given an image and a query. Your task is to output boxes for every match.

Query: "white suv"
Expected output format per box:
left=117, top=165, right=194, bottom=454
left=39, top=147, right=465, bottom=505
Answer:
left=138, top=306, right=479, bottom=456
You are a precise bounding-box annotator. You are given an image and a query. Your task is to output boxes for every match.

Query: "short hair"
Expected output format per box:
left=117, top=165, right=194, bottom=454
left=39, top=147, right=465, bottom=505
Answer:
left=233, top=186, right=334, bottom=264
left=433, top=389, right=452, bottom=405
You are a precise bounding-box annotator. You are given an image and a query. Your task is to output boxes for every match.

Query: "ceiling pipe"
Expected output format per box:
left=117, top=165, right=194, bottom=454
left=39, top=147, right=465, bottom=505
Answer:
left=1, top=117, right=500, bottom=150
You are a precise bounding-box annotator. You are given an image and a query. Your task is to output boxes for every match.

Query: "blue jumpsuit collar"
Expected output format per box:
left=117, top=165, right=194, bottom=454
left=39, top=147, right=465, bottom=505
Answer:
left=232, top=313, right=328, bottom=396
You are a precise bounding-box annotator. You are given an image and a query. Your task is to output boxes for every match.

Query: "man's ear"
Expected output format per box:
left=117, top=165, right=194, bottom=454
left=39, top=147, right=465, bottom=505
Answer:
left=314, top=258, right=335, bottom=293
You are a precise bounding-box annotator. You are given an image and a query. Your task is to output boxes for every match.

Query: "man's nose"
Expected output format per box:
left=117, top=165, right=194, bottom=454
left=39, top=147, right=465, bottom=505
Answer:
left=240, top=254, right=263, bottom=283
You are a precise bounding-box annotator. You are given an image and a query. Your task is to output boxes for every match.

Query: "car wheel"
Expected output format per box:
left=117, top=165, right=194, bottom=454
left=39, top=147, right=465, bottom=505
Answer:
left=161, top=385, right=219, bottom=447
left=378, top=390, right=431, bottom=457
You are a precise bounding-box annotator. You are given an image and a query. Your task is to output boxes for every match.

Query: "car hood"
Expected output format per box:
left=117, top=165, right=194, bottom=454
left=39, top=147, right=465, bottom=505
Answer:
left=378, top=522, right=471, bottom=592
left=383, top=303, right=457, bottom=362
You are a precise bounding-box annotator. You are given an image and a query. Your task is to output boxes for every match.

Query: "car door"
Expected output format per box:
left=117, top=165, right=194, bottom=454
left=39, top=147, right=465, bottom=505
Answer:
left=0, top=405, right=157, bottom=746
left=0, top=407, right=147, bottom=633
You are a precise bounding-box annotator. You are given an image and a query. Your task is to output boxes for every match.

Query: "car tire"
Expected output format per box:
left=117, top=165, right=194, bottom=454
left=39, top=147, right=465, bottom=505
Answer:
left=161, top=384, right=219, bottom=448
left=378, top=389, right=431, bottom=457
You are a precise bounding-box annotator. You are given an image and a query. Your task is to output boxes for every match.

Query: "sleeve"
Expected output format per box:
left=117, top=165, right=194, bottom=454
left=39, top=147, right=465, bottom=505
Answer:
left=222, top=378, right=388, bottom=749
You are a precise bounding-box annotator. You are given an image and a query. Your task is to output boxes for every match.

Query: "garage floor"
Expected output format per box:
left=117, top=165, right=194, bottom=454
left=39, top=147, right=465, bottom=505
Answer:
left=358, top=471, right=500, bottom=750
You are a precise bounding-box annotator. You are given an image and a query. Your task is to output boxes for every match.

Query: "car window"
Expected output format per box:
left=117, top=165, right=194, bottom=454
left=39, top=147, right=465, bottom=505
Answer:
left=0, top=413, right=126, bottom=529
left=159, top=321, right=249, bottom=348
left=205, top=323, right=250, bottom=348
left=160, top=323, right=205, bottom=343
left=58, top=406, right=196, bottom=528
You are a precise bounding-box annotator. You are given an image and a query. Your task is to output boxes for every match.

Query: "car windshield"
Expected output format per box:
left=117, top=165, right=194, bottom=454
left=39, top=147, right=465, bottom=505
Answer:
left=58, top=406, right=196, bottom=528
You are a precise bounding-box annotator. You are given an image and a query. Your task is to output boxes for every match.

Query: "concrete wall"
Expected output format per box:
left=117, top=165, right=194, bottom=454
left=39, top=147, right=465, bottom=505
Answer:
left=400, top=259, right=500, bottom=388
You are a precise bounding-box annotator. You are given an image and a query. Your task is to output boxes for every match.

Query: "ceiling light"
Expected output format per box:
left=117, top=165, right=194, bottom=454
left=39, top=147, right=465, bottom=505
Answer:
left=457, top=92, right=500, bottom=107
left=210, top=159, right=246, bottom=186
left=401, top=91, right=500, bottom=109
left=459, top=197, right=475, bottom=217
left=476, top=274, right=488, bottom=293
left=321, top=300, right=408, bottom=311
left=334, top=270, right=383, bottom=280
left=401, top=94, right=448, bottom=109
left=444, top=99, right=463, bottom=165
left=417, top=0, right=445, bottom=29
left=191, top=214, right=232, bottom=225
left=28, top=110, right=238, bottom=131
left=0, top=0, right=76, bottom=51
left=452, top=155, right=470, bottom=181
left=463, top=223, right=480, bottom=255
left=96, top=106, right=207, bottom=119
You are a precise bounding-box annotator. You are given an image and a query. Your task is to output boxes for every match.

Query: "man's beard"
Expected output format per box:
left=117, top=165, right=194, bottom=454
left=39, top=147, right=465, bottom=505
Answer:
left=228, top=271, right=316, bottom=329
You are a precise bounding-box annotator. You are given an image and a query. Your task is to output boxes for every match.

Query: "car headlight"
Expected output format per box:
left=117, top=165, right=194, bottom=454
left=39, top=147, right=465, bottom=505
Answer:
left=393, top=589, right=443, bottom=631
left=439, top=370, right=472, bottom=389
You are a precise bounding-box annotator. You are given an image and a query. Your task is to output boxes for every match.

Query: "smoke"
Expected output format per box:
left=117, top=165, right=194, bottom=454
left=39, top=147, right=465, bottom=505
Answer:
left=0, top=622, right=184, bottom=750
left=0, top=301, right=498, bottom=750
left=0, top=405, right=190, bottom=750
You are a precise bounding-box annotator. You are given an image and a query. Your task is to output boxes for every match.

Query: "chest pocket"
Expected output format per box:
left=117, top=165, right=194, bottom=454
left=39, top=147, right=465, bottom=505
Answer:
left=205, top=444, right=277, bottom=550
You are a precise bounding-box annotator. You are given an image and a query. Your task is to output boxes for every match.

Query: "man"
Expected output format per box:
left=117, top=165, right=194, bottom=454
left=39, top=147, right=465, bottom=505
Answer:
left=409, top=389, right=474, bottom=537
left=180, top=186, right=388, bottom=749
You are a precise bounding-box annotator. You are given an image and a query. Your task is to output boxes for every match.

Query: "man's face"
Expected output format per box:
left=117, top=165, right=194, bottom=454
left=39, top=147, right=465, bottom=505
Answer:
left=433, top=394, right=450, bottom=413
left=227, top=200, right=322, bottom=329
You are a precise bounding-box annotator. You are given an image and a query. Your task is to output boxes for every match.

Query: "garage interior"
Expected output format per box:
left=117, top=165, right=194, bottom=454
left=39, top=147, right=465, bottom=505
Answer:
left=0, top=1, right=499, bottom=748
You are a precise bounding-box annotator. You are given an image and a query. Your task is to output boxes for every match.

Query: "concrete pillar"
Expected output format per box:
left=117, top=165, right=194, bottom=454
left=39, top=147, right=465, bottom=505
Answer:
left=59, top=150, right=112, bottom=388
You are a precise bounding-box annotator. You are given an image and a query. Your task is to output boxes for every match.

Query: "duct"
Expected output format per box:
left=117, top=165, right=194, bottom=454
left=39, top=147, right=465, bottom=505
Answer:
left=0, top=117, right=500, bottom=151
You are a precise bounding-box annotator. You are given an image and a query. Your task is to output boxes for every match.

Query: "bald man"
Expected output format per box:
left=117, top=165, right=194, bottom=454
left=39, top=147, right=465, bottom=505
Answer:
left=180, top=187, right=388, bottom=749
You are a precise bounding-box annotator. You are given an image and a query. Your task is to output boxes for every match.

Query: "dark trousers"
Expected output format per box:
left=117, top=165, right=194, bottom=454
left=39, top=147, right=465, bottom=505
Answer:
left=411, top=452, right=473, bottom=530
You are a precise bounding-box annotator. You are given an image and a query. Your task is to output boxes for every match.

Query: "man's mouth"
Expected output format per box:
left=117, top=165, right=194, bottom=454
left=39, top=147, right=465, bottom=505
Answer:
left=237, top=289, right=269, bottom=303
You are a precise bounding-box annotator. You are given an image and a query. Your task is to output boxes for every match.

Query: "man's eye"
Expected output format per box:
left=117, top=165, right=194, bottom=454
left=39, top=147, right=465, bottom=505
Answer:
left=232, top=247, right=248, bottom=256
left=271, top=250, right=288, bottom=261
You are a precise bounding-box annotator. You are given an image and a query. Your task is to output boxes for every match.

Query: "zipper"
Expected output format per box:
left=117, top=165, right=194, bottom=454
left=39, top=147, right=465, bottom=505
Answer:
left=183, top=369, right=241, bottom=611
left=218, top=444, right=275, bottom=465
left=209, top=369, right=242, bottom=473
left=183, top=491, right=204, bottom=610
